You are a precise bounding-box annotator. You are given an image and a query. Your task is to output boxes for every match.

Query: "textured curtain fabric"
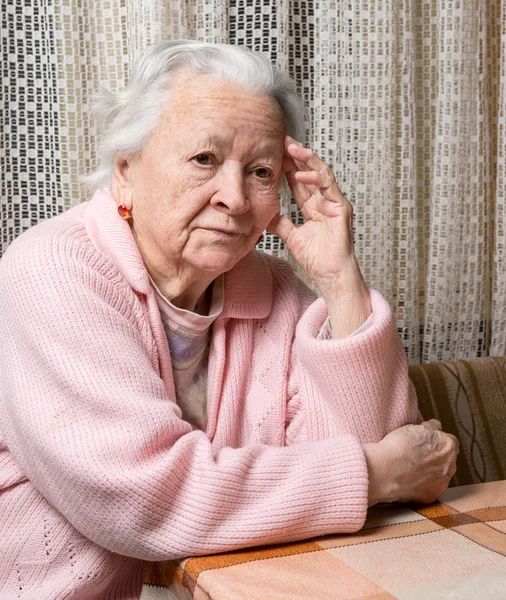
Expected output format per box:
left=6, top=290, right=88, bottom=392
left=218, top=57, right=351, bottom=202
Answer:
left=1, top=0, right=505, bottom=363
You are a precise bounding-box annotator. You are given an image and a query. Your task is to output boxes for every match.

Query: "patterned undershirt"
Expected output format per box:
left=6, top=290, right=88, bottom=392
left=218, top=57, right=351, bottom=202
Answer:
left=150, top=275, right=224, bottom=431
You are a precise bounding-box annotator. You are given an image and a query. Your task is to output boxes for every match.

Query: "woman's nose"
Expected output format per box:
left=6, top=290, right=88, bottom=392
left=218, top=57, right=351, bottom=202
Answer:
left=210, top=170, right=249, bottom=215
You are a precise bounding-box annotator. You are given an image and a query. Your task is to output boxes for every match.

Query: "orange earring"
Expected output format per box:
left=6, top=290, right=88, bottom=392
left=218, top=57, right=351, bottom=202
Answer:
left=117, top=205, right=132, bottom=220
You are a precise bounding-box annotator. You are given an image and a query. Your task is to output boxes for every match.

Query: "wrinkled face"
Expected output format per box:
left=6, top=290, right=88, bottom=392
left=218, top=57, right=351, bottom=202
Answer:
left=115, top=70, right=286, bottom=277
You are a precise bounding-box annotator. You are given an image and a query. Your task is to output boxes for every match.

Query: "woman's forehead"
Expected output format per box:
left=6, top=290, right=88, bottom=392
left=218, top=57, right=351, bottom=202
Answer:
left=162, top=71, right=286, bottom=136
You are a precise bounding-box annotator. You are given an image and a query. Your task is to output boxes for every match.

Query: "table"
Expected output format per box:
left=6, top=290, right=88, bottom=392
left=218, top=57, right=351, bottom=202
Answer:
left=141, top=480, right=506, bottom=600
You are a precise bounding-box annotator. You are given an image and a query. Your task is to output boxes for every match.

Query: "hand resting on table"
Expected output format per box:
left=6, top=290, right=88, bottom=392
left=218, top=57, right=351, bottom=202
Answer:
left=363, top=419, right=459, bottom=506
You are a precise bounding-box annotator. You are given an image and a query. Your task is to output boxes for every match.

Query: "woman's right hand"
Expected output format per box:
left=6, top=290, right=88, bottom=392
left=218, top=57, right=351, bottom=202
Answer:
left=363, top=420, right=459, bottom=507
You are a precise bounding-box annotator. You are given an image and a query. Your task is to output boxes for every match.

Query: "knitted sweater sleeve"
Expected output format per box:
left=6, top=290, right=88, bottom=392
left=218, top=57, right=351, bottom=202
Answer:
left=285, top=274, right=421, bottom=446
left=0, top=234, right=370, bottom=561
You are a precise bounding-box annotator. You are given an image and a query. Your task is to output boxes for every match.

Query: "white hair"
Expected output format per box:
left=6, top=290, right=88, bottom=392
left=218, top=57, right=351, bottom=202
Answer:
left=83, top=40, right=306, bottom=192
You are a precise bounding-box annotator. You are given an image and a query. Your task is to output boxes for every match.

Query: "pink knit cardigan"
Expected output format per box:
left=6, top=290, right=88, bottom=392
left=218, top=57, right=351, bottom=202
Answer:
left=0, top=190, right=419, bottom=599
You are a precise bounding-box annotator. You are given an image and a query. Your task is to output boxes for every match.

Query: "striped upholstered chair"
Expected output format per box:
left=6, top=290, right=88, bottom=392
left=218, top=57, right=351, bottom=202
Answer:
left=408, top=356, right=506, bottom=487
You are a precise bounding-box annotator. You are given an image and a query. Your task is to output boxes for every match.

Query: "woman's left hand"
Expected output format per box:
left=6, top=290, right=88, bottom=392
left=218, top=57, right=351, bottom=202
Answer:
left=268, top=136, right=372, bottom=338
left=268, top=136, right=362, bottom=296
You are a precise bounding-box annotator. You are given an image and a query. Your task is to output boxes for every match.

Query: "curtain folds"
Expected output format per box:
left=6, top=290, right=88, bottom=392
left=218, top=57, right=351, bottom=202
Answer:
left=1, top=0, right=505, bottom=363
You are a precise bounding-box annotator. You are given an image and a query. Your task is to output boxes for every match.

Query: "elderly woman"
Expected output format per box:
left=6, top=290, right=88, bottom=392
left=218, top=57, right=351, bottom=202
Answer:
left=0, top=41, right=458, bottom=598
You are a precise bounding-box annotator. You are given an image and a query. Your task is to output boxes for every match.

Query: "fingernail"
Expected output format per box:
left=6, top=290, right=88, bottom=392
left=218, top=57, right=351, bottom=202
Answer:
left=286, top=136, right=303, bottom=148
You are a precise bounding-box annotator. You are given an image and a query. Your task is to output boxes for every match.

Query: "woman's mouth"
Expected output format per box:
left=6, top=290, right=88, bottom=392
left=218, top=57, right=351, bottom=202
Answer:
left=204, top=228, right=241, bottom=239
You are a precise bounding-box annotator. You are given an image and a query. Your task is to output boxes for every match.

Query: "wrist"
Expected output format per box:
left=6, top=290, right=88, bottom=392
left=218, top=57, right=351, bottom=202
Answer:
left=363, top=442, right=397, bottom=506
left=323, top=283, right=371, bottom=318
left=324, top=283, right=372, bottom=339
left=319, top=260, right=369, bottom=306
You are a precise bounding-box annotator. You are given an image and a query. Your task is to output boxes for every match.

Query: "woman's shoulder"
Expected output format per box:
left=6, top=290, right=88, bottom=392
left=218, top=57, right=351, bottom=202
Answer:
left=0, top=202, right=122, bottom=298
left=2, top=203, right=88, bottom=265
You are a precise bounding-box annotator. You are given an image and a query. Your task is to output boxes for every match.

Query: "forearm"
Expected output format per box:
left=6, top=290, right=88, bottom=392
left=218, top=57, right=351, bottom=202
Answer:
left=289, top=289, right=420, bottom=444
left=319, top=261, right=372, bottom=339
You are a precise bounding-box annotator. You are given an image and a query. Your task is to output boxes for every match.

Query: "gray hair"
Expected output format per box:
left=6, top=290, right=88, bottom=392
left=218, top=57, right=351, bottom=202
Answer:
left=84, top=40, right=306, bottom=192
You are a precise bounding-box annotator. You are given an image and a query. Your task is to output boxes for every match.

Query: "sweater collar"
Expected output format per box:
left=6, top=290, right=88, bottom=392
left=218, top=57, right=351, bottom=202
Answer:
left=84, top=189, right=273, bottom=320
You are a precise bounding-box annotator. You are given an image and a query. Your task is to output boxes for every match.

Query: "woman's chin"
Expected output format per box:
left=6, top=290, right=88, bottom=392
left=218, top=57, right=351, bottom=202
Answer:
left=187, top=245, right=252, bottom=275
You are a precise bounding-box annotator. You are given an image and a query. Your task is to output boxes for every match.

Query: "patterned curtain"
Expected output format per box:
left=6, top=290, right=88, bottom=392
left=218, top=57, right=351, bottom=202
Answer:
left=1, top=0, right=505, bottom=363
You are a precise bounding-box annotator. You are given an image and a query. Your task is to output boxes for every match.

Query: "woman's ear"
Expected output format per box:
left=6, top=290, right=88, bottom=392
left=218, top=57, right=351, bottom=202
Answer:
left=111, top=155, right=133, bottom=209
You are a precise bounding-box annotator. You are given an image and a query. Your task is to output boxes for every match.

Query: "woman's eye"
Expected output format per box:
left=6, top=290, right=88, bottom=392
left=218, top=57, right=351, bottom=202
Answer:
left=194, top=154, right=213, bottom=165
left=254, top=168, right=271, bottom=179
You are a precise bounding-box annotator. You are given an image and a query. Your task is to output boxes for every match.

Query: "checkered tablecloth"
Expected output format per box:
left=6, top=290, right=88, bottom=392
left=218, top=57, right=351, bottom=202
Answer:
left=141, top=480, right=506, bottom=600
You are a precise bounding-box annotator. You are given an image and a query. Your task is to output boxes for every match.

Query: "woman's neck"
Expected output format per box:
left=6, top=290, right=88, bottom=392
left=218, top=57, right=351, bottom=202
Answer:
left=150, top=269, right=214, bottom=313
left=131, top=224, right=218, bottom=313
left=171, top=280, right=214, bottom=314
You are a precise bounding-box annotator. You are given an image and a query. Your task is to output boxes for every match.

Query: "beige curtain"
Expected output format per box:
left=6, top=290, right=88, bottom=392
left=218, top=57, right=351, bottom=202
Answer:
left=1, top=0, right=505, bottom=363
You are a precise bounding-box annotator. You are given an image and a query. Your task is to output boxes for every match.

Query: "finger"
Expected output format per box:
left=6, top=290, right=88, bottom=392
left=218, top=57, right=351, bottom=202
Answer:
left=283, top=155, right=324, bottom=221
left=285, top=136, right=329, bottom=174
left=285, top=135, right=304, bottom=153
left=285, top=137, right=336, bottom=178
left=294, top=169, right=336, bottom=192
left=422, top=419, right=442, bottom=431
left=445, top=433, right=460, bottom=453
left=445, top=432, right=459, bottom=444
left=283, top=154, right=311, bottom=207
left=284, top=137, right=307, bottom=166
left=286, top=142, right=324, bottom=173
left=266, top=213, right=296, bottom=244
left=285, top=137, right=348, bottom=204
